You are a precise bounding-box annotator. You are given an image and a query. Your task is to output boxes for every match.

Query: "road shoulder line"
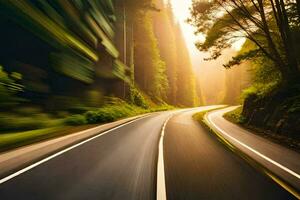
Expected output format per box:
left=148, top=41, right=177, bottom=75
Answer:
left=204, top=112, right=300, bottom=199
left=0, top=115, right=150, bottom=185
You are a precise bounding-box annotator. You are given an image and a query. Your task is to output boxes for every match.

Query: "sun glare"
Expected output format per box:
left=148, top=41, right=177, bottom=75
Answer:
left=169, top=0, right=198, bottom=55
left=170, top=0, right=245, bottom=58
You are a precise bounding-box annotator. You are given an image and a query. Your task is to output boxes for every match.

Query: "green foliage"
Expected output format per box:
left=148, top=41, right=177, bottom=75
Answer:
left=288, top=97, right=300, bottom=113
left=63, top=96, right=175, bottom=126
left=148, top=103, right=175, bottom=112
left=0, top=115, right=45, bottom=132
left=189, top=0, right=300, bottom=82
left=153, top=1, right=178, bottom=103
left=240, top=42, right=282, bottom=100
left=0, top=127, right=64, bottom=152
left=134, top=11, right=169, bottom=101
left=62, top=97, right=139, bottom=125
left=223, top=49, right=260, bottom=68
left=223, top=107, right=246, bottom=124
left=64, top=114, right=87, bottom=125
left=84, top=102, right=142, bottom=124
left=251, top=58, right=282, bottom=85
left=0, top=113, right=61, bottom=132
left=129, top=86, right=149, bottom=108
left=84, top=110, right=112, bottom=124
left=50, top=51, right=94, bottom=84
left=242, top=83, right=277, bottom=100
left=152, top=1, right=198, bottom=107
left=0, top=65, right=23, bottom=108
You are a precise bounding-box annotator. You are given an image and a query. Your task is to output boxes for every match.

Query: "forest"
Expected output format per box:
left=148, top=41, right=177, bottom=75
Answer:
left=0, top=1, right=299, bottom=198
left=0, top=0, right=299, bottom=150
left=0, top=0, right=198, bottom=150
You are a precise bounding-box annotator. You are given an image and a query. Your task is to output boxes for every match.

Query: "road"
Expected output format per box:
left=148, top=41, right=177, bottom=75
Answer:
left=0, top=107, right=296, bottom=199
left=164, top=109, right=295, bottom=200
left=206, top=106, right=300, bottom=195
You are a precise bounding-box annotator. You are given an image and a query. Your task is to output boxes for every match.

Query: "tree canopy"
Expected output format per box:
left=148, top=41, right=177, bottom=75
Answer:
left=189, top=0, right=300, bottom=83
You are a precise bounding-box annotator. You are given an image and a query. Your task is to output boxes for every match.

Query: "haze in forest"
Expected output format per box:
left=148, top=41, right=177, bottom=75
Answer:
left=170, top=0, right=250, bottom=105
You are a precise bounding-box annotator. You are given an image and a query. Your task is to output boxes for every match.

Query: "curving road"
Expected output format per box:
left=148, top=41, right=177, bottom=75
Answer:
left=205, top=107, right=300, bottom=196
left=0, top=106, right=296, bottom=199
left=163, top=109, right=295, bottom=200
left=0, top=111, right=173, bottom=200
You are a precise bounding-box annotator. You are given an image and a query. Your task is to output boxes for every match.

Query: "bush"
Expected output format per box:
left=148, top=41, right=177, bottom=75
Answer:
left=84, top=105, right=131, bottom=124
left=223, top=107, right=246, bottom=124
left=129, top=87, right=149, bottom=108
left=66, top=96, right=174, bottom=126
left=84, top=111, right=102, bottom=124
left=64, top=114, right=86, bottom=125
left=83, top=102, right=142, bottom=124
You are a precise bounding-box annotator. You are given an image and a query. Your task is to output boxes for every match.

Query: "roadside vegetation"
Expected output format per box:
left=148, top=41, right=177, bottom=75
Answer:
left=224, top=106, right=300, bottom=152
left=0, top=95, right=174, bottom=152
left=0, top=63, right=174, bottom=152
left=0, top=1, right=196, bottom=152
left=223, top=107, right=245, bottom=124
left=189, top=0, right=300, bottom=145
left=192, top=106, right=227, bottom=124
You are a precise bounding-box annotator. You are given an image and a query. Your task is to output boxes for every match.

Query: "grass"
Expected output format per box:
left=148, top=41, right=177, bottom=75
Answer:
left=0, top=127, right=64, bottom=152
left=0, top=125, right=100, bottom=152
left=192, top=106, right=227, bottom=123
left=0, top=100, right=175, bottom=152
left=223, top=106, right=246, bottom=124
left=64, top=102, right=174, bottom=125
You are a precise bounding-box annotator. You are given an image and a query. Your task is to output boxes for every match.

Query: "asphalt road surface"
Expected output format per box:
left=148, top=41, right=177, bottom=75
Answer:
left=163, top=109, right=295, bottom=200
left=0, top=107, right=296, bottom=200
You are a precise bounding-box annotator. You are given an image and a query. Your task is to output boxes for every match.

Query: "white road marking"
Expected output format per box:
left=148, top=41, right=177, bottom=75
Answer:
left=0, top=115, right=151, bottom=184
left=156, top=106, right=225, bottom=200
left=206, top=111, right=300, bottom=180
left=156, top=115, right=172, bottom=200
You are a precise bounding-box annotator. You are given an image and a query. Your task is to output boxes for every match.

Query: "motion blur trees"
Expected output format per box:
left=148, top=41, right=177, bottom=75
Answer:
left=189, top=0, right=300, bottom=84
left=0, top=0, right=199, bottom=117
left=0, top=66, right=23, bottom=108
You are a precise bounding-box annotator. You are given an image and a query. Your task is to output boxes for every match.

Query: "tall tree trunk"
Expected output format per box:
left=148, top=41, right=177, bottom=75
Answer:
left=296, top=0, right=300, bottom=22
left=257, top=0, right=286, bottom=72
left=277, top=0, right=300, bottom=76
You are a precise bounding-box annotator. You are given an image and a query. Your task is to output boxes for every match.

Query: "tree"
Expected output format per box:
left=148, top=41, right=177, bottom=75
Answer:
left=0, top=65, right=23, bottom=108
left=133, top=11, right=169, bottom=101
left=153, top=0, right=178, bottom=104
left=189, top=0, right=300, bottom=84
